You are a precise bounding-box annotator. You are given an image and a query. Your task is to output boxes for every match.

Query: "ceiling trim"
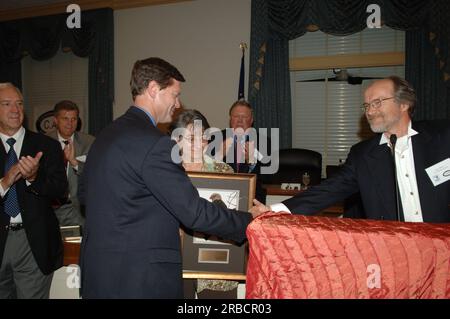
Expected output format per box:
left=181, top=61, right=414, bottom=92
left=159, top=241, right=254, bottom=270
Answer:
left=289, top=52, right=405, bottom=71
left=0, top=0, right=192, bottom=22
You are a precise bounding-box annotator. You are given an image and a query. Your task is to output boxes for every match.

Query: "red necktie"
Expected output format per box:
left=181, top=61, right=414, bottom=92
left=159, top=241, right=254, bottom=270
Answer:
left=234, top=136, right=244, bottom=172
left=62, top=140, right=69, bottom=167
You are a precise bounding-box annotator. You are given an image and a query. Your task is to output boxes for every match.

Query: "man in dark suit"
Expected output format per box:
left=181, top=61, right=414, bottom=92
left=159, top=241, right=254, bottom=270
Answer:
left=222, top=100, right=271, bottom=204
left=0, top=83, right=68, bottom=298
left=47, top=100, right=95, bottom=227
left=252, top=76, right=450, bottom=223
left=79, top=57, right=256, bottom=299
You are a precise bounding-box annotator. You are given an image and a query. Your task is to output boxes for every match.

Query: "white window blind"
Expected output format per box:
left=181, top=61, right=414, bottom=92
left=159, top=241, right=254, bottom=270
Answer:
left=289, top=27, right=405, bottom=177
left=21, top=50, right=89, bottom=133
left=289, top=27, right=405, bottom=57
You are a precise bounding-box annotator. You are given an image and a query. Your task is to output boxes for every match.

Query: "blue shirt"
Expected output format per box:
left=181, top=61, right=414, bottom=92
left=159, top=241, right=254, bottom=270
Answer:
left=132, top=106, right=156, bottom=127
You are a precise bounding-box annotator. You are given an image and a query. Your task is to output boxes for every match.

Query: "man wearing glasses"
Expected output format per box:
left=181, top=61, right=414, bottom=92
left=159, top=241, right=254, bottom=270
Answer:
left=252, top=76, right=450, bottom=223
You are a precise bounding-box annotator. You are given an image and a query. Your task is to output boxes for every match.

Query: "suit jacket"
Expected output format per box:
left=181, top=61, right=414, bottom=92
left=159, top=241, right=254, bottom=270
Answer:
left=47, top=130, right=95, bottom=226
left=221, top=129, right=270, bottom=204
left=0, top=130, right=68, bottom=275
left=80, top=107, right=252, bottom=298
left=284, top=121, right=450, bottom=222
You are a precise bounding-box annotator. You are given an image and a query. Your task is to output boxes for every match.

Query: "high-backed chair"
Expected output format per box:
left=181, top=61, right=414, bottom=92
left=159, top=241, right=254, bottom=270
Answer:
left=263, top=148, right=322, bottom=186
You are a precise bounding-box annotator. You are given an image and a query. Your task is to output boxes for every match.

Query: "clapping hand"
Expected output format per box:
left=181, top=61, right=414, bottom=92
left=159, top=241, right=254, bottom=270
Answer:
left=63, top=140, right=78, bottom=167
left=18, top=152, right=43, bottom=182
left=1, top=163, right=22, bottom=189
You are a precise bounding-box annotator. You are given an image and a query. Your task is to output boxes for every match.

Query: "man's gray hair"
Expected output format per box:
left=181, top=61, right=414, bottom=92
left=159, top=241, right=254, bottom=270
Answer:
left=388, top=76, right=416, bottom=117
left=0, top=82, right=23, bottom=98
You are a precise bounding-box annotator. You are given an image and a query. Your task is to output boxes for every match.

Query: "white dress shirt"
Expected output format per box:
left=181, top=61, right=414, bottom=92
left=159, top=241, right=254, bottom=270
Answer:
left=57, top=132, right=78, bottom=172
left=0, top=127, right=26, bottom=223
left=380, top=122, right=423, bottom=222
left=57, top=132, right=73, bottom=148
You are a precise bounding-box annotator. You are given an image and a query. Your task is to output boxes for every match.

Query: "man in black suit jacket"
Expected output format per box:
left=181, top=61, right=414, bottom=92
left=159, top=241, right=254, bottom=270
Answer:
left=221, top=100, right=271, bottom=204
left=79, top=58, right=256, bottom=299
left=0, top=83, right=68, bottom=298
left=252, top=76, right=450, bottom=223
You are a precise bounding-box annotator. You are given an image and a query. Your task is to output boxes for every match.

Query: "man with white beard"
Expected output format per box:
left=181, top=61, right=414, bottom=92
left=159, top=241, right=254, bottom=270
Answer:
left=251, top=76, right=450, bottom=223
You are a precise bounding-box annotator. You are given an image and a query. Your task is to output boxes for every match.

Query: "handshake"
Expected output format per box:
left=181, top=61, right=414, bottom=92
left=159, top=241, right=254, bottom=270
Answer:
left=249, top=199, right=271, bottom=218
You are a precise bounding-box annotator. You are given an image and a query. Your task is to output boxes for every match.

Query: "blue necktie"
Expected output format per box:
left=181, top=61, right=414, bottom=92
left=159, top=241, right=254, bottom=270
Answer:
left=4, top=138, right=20, bottom=218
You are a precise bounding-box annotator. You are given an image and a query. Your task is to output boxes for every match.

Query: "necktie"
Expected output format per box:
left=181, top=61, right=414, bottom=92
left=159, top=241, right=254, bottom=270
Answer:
left=234, top=136, right=243, bottom=173
left=62, top=140, right=69, bottom=167
left=4, top=138, right=20, bottom=218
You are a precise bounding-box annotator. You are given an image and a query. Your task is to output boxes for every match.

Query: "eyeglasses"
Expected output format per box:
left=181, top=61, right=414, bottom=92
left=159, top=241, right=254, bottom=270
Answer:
left=361, top=97, right=395, bottom=112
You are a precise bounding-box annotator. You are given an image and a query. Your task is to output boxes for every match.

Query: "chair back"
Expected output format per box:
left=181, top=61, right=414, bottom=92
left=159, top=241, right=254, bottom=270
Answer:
left=263, top=148, right=322, bottom=185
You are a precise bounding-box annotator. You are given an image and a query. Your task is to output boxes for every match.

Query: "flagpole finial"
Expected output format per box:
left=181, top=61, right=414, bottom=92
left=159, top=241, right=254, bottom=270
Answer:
left=239, top=42, right=248, bottom=53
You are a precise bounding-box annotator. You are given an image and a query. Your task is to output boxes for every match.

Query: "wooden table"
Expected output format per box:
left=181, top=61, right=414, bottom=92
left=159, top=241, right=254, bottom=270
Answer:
left=264, top=185, right=450, bottom=216
left=263, top=184, right=344, bottom=217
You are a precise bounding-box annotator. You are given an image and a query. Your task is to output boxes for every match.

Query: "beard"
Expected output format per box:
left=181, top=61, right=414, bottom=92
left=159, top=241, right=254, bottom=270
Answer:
left=366, top=113, right=400, bottom=134
left=368, top=120, right=387, bottom=133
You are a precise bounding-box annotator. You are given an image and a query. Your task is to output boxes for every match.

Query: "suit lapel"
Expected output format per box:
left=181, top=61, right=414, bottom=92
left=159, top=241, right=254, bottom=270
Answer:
left=16, top=130, right=36, bottom=210
left=411, top=126, right=434, bottom=220
left=73, top=132, right=83, bottom=158
left=0, top=141, right=6, bottom=177
left=20, top=130, right=35, bottom=158
left=364, top=138, right=397, bottom=218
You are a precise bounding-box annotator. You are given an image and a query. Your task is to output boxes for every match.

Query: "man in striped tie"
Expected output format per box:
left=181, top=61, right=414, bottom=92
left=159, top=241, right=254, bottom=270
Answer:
left=0, top=83, right=68, bottom=299
left=222, top=100, right=269, bottom=204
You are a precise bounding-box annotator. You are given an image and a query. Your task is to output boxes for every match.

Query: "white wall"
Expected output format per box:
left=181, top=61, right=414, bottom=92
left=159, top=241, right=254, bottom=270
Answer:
left=114, top=0, right=251, bottom=130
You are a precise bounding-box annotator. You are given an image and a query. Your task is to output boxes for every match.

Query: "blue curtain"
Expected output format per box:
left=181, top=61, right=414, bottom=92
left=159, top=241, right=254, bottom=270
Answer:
left=249, top=0, right=450, bottom=147
left=0, top=8, right=114, bottom=136
left=406, top=28, right=450, bottom=120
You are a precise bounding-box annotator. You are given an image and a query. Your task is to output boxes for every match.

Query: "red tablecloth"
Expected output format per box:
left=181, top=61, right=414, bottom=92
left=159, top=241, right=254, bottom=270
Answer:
left=246, top=213, right=450, bottom=299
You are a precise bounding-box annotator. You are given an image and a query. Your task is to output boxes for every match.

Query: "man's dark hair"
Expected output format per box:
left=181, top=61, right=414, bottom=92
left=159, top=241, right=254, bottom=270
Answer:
left=229, top=100, right=253, bottom=116
left=130, top=57, right=185, bottom=100
left=53, top=100, right=79, bottom=116
left=388, top=76, right=416, bottom=117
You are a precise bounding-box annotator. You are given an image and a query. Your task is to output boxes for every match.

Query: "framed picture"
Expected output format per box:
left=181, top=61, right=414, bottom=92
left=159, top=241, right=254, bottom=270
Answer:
left=182, top=172, right=256, bottom=275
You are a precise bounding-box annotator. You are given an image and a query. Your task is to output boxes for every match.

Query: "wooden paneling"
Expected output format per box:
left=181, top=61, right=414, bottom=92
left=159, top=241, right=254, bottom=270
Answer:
left=63, top=241, right=81, bottom=266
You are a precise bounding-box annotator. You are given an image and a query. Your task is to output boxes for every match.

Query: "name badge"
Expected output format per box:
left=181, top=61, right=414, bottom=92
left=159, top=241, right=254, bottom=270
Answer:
left=425, top=158, right=450, bottom=186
